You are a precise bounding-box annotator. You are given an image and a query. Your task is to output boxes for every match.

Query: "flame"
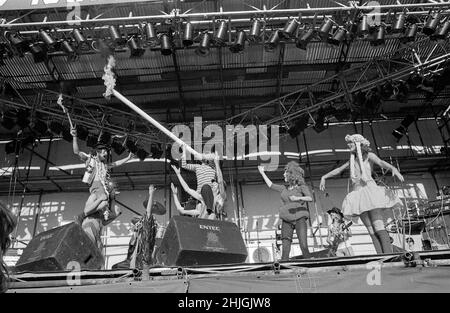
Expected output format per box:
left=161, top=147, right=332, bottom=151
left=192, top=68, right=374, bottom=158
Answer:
left=102, top=55, right=116, bottom=99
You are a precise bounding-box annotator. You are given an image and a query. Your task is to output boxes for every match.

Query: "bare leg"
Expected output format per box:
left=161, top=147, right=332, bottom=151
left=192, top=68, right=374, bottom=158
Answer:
left=360, top=211, right=383, bottom=254
left=370, top=209, right=393, bottom=254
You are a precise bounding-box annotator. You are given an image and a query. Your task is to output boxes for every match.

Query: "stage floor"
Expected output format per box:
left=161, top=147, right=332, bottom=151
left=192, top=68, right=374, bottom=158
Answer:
left=7, top=250, right=450, bottom=293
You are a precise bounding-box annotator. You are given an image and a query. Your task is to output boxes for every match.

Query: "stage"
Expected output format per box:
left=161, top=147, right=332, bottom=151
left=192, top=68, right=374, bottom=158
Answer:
left=7, top=250, right=450, bottom=293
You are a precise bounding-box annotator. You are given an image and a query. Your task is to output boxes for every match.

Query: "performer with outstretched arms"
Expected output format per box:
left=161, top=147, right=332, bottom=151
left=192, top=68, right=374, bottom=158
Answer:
left=70, top=127, right=134, bottom=225
left=320, top=134, right=404, bottom=254
left=181, top=147, right=217, bottom=215
left=258, top=161, right=313, bottom=260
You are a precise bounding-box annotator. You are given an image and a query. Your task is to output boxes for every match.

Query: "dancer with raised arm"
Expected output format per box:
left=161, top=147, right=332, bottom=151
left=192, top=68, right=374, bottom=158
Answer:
left=0, top=202, right=16, bottom=293
left=320, top=134, right=404, bottom=254
left=258, top=162, right=313, bottom=260
left=71, top=127, right=134, bottom=225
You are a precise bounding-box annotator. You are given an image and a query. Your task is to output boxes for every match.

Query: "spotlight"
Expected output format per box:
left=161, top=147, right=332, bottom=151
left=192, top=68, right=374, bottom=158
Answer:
left=109, top=25, right=126, bottom=46
left=29, top=43, right=47, bottom=63
left=59, top=40, right=76, bottom=58
left=423, top=13, right=441, bottom=36
left=16, top=109, right=30, bottom=129
left=96, top=39, right=114, bottom=57
left=5, top=140, right=19, bottom=155
left=370, top=25, right=385, bottom=46
left=264, top=30, right=280, bottom=52
left=111, top=139, right=126, bottom=156
left=75, top=126, right=88, bottom=141
left=313, top=109, right=327, bottom=133
left=31, top=119, right=48, bottom=135
left=62, top=127, right=73, bottom=142
left=318, top=19, right=333, bottom=40
left=125, top=138, right=138, bottom=154
left=214, top=20, right=228, bottom=46
left=7, top=32, right=28, bottom=56
left=392, top=115, right=415, bottom=141
left=86, top=134, right=97, bottom=148
left=432, top=19, right=450, bottom=40
left=150, top=143, right=163, bottom=159
left=145, top=23, right=158, bottom=46
left=394, top=81, right=409, bottom=103
left=379, top=81, right=395, bottom=99
left=72, top=29, right=86, bottom=46
left=328, top=28, right=346, bottom=46
left=196, top=32, right=211, bottom=57
left=39, top=29, right=55, bottom=48
left=281, top=18, right=299, bottom=39
left=358, top=15, right=370, bottom=36
left=21, top=135, right=36, bottom=148
left=1, top=111, right=15, bottom=130
left=136, top=147, right=149, bottom=161
left=248, top=19, right=262, bottom=42
left=128, top=36, right=145, bottom=58
left=392, top=12, right=406, bottom=33
left=296, top=28, right=314, bottom=50
left=400, top=24, right=418, bottom=43
left=229, top=30, right=246, bottom=53
left=183, top=22, right=194, bottom=47
left=160, top=34, right=172, bottom=56
left=98, top=131, right=112, bottom=145
left=288, top=115, right=309, bottom=138
left=49, top=121, right=63, bottom=135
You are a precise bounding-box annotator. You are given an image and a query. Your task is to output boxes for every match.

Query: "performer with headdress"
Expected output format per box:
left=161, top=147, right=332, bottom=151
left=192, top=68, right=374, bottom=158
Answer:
left=0, top=202, right=16, bottom=293
left=320, top=134, right=404, bottom=254
left=70, top=127, right=134, bottom=225
left=258, top=161, right=313, bottom=260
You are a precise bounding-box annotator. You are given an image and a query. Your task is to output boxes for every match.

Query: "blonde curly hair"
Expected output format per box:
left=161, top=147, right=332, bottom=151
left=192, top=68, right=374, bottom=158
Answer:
left=284, top=161, right=305, bottom=186
left=345, top=134, right=372, bottom=154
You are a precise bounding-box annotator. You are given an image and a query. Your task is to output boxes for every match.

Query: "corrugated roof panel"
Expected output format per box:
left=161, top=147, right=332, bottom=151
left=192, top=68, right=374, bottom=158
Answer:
left=176, top=48, right=220, bottom=70
left=283, top=44, right=308, bottom=64
left=304, top=42, right=341, bottom=63
left=287, top=70, right=327, bottom=82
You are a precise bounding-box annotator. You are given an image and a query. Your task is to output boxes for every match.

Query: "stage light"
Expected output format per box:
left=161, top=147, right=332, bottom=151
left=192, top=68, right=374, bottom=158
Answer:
left=145, top=23, right=158, bottom=46
left=264, top=30, right=280, bottom=52
left=5, top=140, right=19, bottom=155
left=21, top=135, right=36, bottom=148
left=214, top=20, right=228, bottom=46
left=328, top=28, right=346, bottom=46
left=16, top=109, right=30, bottom=129
left=77, top=126, right=89, bottom=141
left=96, top=39, right=114, bottom=58
left=86, top=134, right=97, bottom=148
left=128, top=36, right=145, bottom=58
left=98, top=131, right=112, bottom=145
left=111, top=139, right=126, bottom=156
left=7, top=33, right=28, bottom=56
left=49, top=121, right=63, bottom=135
left=392, top=12, right=406, bottom=33
left=423, top=13, right=441, bottom=36
left=281, top=18, right=299, bottom=39
left=380, top=81, right=394, bottom=99
left=318, top=19, right=333, bottom=40
left=196, top=32, right=211, bottom=57
left=136, top=147, right=149, bottom=161
left=370, top=25, right=385, bottom=46
left=1, top=111, right=15, bottom=130
left=432, top=19, right=450, bottom=40
left=296, top=28, right=314, bottom=50
left=358, top=15, right=370, bottom=36
left=395, top=81, right=409, bottom=103
left=183, top=22, right=194, bottom=47
left=248, top=19, right=262, bottom=42
left=400, top=24, right=418, bottom=43
left=229, top=30, right=246, bottom=53
left=392, top=115, right=415, bottom=141
left=288, top=115, right=309, bottom=138
left=31, top=119, right=47, bottom=135
left=150, top=143, right=163, bottom=159
left=72, top=29, right=86, bottom=46
left=313, top=109, right=327, bottom=133
left=59, top=40, right=76, bottom=57
left=29, top=43, right=47, bottom=63
left=109, top=25, right=126, bottom=46
left=125, top=138, right=138, bottom=154
left=39, top=29, right=55, bottom=47
left=160, top=34, right=172, bottom=56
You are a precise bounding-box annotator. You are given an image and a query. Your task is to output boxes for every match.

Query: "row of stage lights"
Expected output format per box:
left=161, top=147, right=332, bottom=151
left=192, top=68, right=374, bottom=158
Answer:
left=0, top=108, right=164, bottom=160
left=1, top=12, right=450, bottom=63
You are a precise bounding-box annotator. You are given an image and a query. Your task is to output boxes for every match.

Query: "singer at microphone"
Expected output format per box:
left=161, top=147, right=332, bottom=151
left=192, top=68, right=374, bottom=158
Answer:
left=326, top=207, right=355, bottom=257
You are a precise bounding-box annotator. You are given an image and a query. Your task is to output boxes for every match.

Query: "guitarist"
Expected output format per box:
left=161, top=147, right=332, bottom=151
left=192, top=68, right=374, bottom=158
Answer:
left=258, top=161, right=312, bottom=260
left=326, top=207, right=354, bottom=257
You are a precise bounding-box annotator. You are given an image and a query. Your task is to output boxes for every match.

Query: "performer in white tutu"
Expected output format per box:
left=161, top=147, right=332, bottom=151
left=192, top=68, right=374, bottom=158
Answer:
left=319, top=134, right=404, bottom=254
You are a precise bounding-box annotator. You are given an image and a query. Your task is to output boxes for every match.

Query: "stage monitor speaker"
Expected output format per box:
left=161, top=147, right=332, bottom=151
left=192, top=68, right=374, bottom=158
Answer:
left=156, top=216, right=247, bottom=266
left=15, top=222, right=104, bottom=273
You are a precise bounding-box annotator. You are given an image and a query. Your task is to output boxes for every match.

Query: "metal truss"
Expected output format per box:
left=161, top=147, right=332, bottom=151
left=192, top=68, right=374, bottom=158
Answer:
left=0, top=77, right=167, bottom=144
left=225, top=37, right=450, bottom=128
